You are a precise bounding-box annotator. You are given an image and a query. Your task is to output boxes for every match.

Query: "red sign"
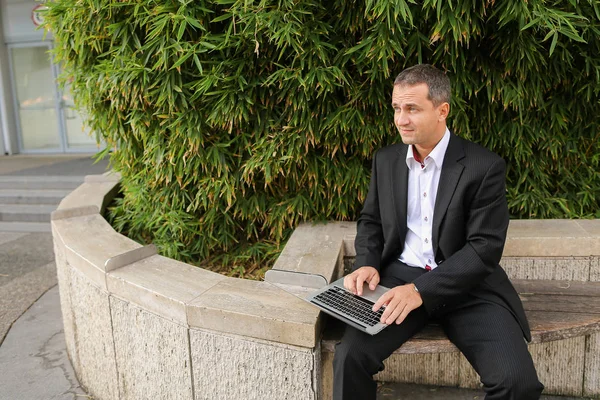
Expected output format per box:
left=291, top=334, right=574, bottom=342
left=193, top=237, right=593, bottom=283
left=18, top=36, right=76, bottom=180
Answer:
left=31, top=4, right=46, bottom=27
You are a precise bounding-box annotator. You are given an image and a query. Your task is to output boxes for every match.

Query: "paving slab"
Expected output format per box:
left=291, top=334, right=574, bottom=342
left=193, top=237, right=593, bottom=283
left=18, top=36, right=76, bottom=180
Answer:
left=0, top=176, right=86, bottom=190
left=0, top=286, right=87, bottom=400
left=0, top=155, right=109, bottom=176
left=0, top=189, right=72, bottom=205
left=0, top=232, right=55, bottom=287
left=0, top=155, right=95, bottom=175
left=0, top=231, right=27, bottom=246
left=0, top=221, right=52, bottom=232
left=0, top=262, right=57, bottom=345
left=0, top=204, right=58, bottom=222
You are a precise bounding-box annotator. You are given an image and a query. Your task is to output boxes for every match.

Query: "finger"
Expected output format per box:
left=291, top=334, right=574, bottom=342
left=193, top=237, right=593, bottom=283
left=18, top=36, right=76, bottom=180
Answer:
left=386, top=302, right=406, bottom=325
left=346, top=274, right=357, bottom=295
left=380, top=298, right=400, bottom=323
left=368, top=273, right=379, bottom=290
left=343, top=275, right=351, bottom=291
left=395, top=306, right=412, bottom=325
left=356, top=274, right=365, bottom=296
left=372, top=292, right=390, bottom=312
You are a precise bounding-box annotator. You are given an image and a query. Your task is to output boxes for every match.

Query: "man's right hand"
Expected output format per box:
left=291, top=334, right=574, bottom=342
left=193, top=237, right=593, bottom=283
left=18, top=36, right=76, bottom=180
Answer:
left=343, top=266, right=380, bottom=296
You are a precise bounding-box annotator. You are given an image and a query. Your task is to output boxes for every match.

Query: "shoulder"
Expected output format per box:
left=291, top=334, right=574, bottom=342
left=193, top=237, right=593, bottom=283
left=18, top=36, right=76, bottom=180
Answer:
left=374, top=143, right=407, bottom=161
left=451, top=134, right=505, bottom=170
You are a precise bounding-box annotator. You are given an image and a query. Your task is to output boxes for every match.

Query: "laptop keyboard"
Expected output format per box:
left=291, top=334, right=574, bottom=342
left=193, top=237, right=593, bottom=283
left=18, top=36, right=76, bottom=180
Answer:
left=313, top=285, right=385, bottom=327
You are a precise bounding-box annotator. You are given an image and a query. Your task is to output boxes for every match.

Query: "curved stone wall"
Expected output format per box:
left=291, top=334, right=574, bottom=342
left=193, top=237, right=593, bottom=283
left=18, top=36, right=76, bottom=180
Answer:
left=51, top=173, right=354, bottom=400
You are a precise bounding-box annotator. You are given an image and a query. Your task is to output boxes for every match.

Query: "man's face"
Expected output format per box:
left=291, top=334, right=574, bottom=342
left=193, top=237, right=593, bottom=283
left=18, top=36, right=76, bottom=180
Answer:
left=391, top=83, right=448, bottom=150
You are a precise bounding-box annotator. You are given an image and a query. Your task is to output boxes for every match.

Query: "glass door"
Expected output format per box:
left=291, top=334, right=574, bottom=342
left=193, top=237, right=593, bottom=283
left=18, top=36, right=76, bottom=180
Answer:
left=9, top=42, right=99, bottom=153
left=61, top=79, right=98, bottom=151
left=10, top=43, right=62, bottom=152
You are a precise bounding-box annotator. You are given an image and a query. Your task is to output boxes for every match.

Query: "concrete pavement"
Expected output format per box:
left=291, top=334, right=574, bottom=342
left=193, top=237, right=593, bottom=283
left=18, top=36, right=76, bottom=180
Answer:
left=0, top=154, right=107, bottom=400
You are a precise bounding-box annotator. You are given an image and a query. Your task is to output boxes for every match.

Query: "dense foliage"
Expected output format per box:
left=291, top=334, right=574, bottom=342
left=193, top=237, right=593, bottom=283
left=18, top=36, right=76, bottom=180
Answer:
left=44, top=0, right=600, bottom=277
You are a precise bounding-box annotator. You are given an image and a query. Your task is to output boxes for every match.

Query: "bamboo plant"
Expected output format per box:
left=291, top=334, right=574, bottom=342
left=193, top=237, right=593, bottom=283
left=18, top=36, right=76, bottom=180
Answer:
left=43, top=0, right=600, bottom=278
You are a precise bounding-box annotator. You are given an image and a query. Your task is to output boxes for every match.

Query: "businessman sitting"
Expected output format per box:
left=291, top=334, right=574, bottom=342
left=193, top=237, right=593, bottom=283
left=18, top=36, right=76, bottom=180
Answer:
left=333, top=64, right=544, bottom=400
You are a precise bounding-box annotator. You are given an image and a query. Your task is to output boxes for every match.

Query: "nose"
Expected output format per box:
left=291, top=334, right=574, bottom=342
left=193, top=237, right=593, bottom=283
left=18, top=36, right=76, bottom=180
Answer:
left=395, top=111, right=409, bottom=127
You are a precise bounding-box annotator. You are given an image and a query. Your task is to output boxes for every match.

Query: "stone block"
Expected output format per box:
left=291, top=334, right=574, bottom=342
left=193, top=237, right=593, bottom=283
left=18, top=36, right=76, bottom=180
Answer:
left=530, top=337, right=585, bottom=396
left=584, top=332, right=600, bottom=397
left=375, top=352, right=460, bottom=387
left=187, top=278, right=319, bottom=348
left=52, top=225, right=77, bottom=369
left=68, top=264, right=119, bottom=400
left=504, top=220, right=593, bottom=257
left=85, top=172, right=121, bottom=183
left=458, top=353, right=480, bottom=389
left=107, top=255, right=225, bottom=325
left=60, top=179, right=120, bottom=215
left=57, top=182, right=109, bottom=211
left=459, top=337, right=587, bottom=396
left=51, top=205, right=99, bottom=221
left=321, top=351, right=334, bottom=400
left=507, top=219, right=586, bottom=238
left=343, top=219, right=599, bottom=260
left=501, top=257, right=590, bottom=281
left=576, top=219, right=600, bottom=239
left=342, top=235, right=357, bottom=258
left=591, top=257, right=600, bottom=282
left=272, top=221, right=355, bottom=283
left=110, top=296, right=193, bottom=400
left=190, top=329, right=317, bottom=400
left=53, top=214, right=141, bottom=290
left=321, top=346, right=460, bottom=400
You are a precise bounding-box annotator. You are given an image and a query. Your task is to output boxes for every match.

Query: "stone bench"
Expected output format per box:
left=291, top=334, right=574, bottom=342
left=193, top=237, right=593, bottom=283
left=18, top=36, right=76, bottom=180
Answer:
left=322, top=279, right=600, bottom=353
left=51, top=174, right=600, bottom=399
left=271, top=220, right=600, bottom=399
left=320, top=279, right=600, bottom=398
left=313, top=250, right=599, bottom=398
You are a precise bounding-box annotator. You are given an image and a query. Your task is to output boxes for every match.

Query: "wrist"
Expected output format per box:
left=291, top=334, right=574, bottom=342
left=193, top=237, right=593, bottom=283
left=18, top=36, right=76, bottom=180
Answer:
left=412, top=283, right=421, bottom=295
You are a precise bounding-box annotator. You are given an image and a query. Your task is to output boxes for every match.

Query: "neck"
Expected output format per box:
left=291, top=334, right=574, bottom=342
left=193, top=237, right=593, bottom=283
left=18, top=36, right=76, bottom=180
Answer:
left=413, top=144, right=433, bottom=160
left=414, top=128, right=446, bottom=159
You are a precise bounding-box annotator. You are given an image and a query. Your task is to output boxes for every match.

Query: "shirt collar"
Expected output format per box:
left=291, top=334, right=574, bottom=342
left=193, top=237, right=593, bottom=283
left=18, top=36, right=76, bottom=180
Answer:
left=406, top=128, right=451, bottom=170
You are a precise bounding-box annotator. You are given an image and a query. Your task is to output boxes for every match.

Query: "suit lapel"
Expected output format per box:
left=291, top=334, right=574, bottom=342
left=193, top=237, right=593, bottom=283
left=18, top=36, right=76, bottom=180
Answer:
left=390, top=145, right=409, bottom=242
left=433, top=134, right=465, bottom=251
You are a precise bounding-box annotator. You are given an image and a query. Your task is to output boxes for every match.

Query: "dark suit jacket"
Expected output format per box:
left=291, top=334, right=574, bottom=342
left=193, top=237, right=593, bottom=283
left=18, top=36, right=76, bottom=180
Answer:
left=353, top=133, right=531, bottom=341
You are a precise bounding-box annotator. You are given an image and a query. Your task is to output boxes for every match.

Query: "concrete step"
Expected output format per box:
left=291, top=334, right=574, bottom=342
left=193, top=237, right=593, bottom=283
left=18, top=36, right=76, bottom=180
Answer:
left=0, top=204, right=57, bottom=223
left=0, top=189, right=72, bottom=205
left=0, top=176, right=85, bottom=190
left=0, top=221, right=51, bottom=232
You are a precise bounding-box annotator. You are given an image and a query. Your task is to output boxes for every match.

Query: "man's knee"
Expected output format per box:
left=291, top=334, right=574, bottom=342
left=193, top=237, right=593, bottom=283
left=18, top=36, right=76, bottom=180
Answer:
left=333, top=339, right=382, bottom=376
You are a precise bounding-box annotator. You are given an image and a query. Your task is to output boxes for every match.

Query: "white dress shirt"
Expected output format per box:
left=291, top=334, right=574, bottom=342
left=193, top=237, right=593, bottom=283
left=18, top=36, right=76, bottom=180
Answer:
left=399, top=128, right=451, bottom=270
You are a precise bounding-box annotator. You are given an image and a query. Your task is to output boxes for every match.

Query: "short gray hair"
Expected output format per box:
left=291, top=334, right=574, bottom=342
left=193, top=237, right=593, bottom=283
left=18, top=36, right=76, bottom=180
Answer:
left=394, top=64, right=451, bottom=106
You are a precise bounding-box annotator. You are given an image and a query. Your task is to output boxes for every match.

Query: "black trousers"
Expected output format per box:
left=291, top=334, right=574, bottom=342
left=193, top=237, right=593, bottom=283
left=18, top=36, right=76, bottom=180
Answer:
left=333, top=264, right=544, bottom=400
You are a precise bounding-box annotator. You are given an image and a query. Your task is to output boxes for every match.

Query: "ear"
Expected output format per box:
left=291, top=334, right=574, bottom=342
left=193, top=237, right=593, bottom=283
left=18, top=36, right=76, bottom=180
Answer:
left=437, top=102, right=450, bottom=121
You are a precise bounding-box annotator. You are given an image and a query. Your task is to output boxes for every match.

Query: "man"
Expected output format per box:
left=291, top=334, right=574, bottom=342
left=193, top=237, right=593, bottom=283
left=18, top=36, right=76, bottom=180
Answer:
left=333, top=64, right=544, bottom=400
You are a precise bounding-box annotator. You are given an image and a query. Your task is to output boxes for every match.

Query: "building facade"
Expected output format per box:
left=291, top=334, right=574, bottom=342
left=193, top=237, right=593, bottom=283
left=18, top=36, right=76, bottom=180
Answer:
left=0, top=0, right=98, bottom=156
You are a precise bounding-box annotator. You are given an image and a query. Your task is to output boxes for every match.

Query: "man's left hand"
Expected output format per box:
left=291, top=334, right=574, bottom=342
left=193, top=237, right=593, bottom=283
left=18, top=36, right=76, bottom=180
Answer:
left=373, top=284, right=423, bottom=325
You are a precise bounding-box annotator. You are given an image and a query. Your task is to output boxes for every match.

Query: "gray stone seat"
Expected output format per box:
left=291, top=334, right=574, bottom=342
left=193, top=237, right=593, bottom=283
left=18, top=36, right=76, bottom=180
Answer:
left=319, top=278, right=600, bottom=399
left=321, top=279, right=600, bottom=354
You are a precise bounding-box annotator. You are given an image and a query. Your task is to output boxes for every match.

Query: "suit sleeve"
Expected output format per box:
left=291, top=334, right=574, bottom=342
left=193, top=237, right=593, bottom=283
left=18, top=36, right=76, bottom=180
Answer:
left=412, top=157, right=510, bottom=314
left=353, top=151, right=385, bottom=272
